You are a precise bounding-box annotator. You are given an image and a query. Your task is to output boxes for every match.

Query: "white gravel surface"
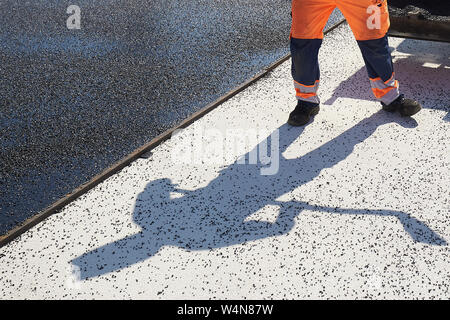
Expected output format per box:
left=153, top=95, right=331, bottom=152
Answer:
left=0, top=23, right=449, bottom=299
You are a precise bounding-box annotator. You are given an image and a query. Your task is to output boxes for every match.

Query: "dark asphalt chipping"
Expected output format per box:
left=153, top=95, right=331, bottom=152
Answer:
left=0, top=0, right=343, bottom=235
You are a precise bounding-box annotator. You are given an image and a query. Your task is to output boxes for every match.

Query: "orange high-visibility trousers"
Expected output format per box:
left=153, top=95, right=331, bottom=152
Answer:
left=291, top=0, right=400, bottom=105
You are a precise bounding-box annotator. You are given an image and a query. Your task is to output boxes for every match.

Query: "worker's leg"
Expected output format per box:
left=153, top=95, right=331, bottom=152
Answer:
left=336, top=0, right=400, bottom=105
left=290, top=38, right=322, bottom=104
left=357, top=35, right=399, bottom=105
left=290, top=0, right=336, bottom=104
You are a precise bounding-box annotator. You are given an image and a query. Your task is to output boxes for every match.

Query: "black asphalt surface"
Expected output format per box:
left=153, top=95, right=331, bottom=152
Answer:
left=0, top=1, right=343, bottom=235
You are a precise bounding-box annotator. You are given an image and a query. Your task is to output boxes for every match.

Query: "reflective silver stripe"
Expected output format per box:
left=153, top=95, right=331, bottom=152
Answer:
left=296, top=95, right=320, bottom=104
left=293, top=81, right=319, bottom=93
left=371, top=77, right=397, bottom=90
left=294, top=80, right=320, bottom=103
left=370, top=79, right=387, bottom=89
left=384, top=77, right=396, bottom=88
left=380, top=86, right=400, bottom=105
left=369, top=76, right=400, bottom=105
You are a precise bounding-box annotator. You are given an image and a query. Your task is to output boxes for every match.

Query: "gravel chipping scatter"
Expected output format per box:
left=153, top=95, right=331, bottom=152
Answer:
left=0, top=0, right=344, bottom=234
left=0, top=22, right=448, bottom=299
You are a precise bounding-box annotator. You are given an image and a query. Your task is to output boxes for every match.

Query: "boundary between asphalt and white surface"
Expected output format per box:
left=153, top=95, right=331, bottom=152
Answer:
left=0, top=19, right=348, bottom=248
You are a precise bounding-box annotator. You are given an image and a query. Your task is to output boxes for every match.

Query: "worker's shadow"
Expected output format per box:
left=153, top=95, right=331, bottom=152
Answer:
left=72, top=110, right=447, bottom=280
left=323, top=38, right=450, bottom=121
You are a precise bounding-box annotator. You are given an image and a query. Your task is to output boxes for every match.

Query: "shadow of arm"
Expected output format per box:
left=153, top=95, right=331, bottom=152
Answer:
left=277, top=200, right=447, bottom=246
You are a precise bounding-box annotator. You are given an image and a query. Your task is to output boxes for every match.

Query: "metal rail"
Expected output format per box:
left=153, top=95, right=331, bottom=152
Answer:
left=388, top=14, right=450, bottom=43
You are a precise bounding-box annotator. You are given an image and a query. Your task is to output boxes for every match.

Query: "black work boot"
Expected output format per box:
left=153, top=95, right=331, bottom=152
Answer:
left=287, top=100, right=320, bottom=126
left=382, top=94, right=422, bottom=117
